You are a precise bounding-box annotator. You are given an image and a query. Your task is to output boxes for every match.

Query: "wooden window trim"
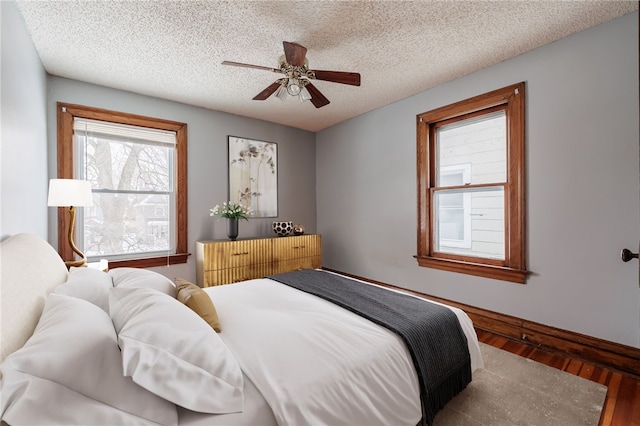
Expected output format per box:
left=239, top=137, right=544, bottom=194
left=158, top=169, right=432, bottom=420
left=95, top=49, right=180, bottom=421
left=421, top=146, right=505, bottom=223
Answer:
left=56, top=102, right=189, bottom=268
left=415, top=83, right=528, bottom=283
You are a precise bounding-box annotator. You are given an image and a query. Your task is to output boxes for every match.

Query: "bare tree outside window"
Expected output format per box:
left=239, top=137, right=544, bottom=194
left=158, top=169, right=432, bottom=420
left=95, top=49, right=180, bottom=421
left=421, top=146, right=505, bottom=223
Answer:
left=77, top=126, right=174, bottom=258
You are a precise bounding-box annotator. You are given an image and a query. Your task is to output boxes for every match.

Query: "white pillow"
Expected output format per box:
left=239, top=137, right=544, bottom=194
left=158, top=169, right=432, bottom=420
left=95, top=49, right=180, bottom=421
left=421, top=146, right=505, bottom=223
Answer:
left=109, top=267, right=176, bottom=297
left=0, top=293, right=178, bottom=425
left=109, top=287, right=244, bottom=414
left=53, top=266, right=113, bottom=312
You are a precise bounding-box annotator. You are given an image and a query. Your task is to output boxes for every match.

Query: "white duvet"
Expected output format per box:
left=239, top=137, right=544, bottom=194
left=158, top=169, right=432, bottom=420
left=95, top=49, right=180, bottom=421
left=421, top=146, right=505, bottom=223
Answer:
left=179, top=276, right=483, bottom=426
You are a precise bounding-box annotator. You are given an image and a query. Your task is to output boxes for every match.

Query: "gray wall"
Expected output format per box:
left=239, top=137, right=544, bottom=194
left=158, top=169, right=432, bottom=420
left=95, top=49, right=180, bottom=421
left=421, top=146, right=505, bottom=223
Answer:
left=317, top=12, right=640, bottom=348
left=46, top=78, right=316, bottom=282
left=1, top=1, right=48, bottom=240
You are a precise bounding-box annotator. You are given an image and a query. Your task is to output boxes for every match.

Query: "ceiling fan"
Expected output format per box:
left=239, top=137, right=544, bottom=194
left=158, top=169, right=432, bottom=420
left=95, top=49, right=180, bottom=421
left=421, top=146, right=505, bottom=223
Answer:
left=222, top=41, right=361, bottom=108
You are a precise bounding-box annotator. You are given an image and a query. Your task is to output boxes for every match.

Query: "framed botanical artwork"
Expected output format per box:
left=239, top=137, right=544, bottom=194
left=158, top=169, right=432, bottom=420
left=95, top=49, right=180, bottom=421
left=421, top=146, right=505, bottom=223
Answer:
left=228, top=136, right=278, bottom=218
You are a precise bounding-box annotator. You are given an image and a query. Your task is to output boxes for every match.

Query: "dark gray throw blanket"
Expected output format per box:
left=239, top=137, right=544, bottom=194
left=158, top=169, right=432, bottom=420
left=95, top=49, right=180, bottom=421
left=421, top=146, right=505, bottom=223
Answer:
left=267, top=269, right=471, bottom=426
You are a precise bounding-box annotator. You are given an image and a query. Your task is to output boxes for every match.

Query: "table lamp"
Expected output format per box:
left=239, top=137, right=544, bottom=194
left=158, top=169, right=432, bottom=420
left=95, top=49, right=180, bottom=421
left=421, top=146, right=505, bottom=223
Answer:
left=47, top=179, right=94, bottom=267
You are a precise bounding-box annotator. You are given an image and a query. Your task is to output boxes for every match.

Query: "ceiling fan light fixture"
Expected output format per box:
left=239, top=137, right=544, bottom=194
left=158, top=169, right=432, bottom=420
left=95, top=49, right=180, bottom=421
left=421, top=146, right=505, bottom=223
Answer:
left=275, top=83, right=288, bottom=101
left=299, top=85, right=312, bottom=101
left=224, top=41, right=360, bottom=108
left=287, top=79, right=302, bottom=96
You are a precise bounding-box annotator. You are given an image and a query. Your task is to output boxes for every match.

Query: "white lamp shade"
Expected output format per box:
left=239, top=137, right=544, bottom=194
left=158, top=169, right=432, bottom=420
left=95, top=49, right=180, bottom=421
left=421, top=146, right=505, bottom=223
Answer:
left=47, top=179, right=94, bottom=207
left=286, top=79, right=302, bottom=96
left=299, top=86, right=312, bottom=101
left=275, top=84, right=288, bottom=101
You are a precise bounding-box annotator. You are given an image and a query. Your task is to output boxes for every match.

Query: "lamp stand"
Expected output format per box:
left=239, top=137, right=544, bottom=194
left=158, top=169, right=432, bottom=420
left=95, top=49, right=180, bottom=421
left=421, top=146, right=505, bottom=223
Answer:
left=65, top=206, right=87, bottom=268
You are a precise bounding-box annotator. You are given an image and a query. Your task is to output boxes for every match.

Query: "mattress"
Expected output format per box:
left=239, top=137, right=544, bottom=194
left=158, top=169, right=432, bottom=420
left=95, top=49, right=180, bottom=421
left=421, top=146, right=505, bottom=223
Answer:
left=178, top=275, right=483, bottom=425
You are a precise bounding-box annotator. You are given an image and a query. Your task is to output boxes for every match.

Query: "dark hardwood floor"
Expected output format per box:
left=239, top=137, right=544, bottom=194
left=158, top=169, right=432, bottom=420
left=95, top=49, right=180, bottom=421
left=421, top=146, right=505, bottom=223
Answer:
left=476, top=329, right=640, bottom=426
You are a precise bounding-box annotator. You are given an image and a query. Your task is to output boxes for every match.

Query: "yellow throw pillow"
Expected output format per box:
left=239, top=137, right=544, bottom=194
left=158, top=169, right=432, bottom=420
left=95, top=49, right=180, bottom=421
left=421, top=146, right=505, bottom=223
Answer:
left=174, top=278, right=221, bottom=332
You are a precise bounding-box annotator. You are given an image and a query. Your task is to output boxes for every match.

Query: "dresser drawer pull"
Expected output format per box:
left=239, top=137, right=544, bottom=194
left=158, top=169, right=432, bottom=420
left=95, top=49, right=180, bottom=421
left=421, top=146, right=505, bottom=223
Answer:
left=293, top=245, right=306, bottom=249
left=232, top=252, right=249, bottom=256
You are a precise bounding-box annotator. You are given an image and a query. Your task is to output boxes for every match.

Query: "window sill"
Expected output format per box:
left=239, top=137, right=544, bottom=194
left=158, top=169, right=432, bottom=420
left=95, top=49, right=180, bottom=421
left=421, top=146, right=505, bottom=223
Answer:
left=414, top=255, right=529, bottom=284
left=107, top=253, right=190, bottom=269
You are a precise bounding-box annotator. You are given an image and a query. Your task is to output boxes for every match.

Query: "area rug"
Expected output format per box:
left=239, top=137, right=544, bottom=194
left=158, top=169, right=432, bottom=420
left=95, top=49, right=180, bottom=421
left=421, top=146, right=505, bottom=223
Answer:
left=435, top=343, right=608, bottom=425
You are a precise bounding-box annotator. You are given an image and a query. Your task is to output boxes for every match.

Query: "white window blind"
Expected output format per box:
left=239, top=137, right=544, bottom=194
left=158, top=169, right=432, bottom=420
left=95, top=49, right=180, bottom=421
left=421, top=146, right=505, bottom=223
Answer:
left=73, top=118, right=176, bottom=146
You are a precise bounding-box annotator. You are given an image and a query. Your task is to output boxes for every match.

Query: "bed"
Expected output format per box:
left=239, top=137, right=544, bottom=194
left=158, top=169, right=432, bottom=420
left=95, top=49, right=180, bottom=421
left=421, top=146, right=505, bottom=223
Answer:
left=0, top=233, right=483, bottom=426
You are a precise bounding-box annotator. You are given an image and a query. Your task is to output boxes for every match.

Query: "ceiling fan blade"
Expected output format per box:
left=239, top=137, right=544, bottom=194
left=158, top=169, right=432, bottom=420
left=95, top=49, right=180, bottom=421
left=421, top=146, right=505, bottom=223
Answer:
left=253, top=82, right=282, bottom=101
left=312, top=70, right=361, bottom=86
left=283, top=41, right=307, bottom=67
left=304, top=83, right=330, bottom=108
left=222, top=61, right=278, bottom=73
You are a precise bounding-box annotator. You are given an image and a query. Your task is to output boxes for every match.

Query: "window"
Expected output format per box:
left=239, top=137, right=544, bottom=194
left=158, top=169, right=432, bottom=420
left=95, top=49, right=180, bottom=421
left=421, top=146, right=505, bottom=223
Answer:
left=57, top=103, right=188, bottom=268
left=416, top=83, right=528, bottom=283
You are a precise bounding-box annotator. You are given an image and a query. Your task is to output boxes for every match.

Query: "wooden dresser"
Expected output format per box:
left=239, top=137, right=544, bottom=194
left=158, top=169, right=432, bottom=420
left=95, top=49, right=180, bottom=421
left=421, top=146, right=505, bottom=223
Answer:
left=196, top=234, right=322, bottom=287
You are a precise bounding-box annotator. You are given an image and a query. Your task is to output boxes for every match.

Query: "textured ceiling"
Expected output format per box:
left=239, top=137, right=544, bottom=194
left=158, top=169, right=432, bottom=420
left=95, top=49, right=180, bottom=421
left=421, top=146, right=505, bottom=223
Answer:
left=15, top=1, right=638, bottom=132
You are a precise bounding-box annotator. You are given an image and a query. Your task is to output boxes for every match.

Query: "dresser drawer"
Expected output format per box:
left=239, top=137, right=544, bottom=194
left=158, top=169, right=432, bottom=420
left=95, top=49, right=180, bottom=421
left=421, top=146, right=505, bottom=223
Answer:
left=202, top=239, right=271, bottom=270
left=272, top=255, right=322, bottom=275
left=272, top=235, right=321, bottom=262
left=203, top=263, right=273, bottom=286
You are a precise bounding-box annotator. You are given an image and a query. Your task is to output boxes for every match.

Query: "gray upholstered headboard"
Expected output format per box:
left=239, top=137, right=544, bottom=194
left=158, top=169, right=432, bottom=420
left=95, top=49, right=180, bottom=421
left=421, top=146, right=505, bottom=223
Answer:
left=0, top=233, right=69, bottom=361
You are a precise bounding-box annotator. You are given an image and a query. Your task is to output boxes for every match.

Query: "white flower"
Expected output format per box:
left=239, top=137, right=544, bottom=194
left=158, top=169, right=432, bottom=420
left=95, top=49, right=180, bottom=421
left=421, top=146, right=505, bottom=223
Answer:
left=209, top=201, right=251, bottom=220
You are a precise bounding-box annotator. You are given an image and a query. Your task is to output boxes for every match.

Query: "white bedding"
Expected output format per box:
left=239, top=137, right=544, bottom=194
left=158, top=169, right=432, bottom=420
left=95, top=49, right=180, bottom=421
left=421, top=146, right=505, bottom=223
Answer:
left=0, top=233, right=483, bottom=426
left=179, top=276, right=483, bottom=426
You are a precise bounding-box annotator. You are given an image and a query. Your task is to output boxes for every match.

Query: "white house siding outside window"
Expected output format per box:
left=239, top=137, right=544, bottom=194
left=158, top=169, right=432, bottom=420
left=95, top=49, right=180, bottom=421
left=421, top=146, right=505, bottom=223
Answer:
left=435, top=111, right=506, bottom=260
